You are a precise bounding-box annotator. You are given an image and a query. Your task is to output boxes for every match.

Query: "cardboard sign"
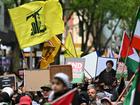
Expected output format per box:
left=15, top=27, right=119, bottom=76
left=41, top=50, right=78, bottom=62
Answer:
left=65, top=58, right=85, bottom=83
left=24, top=70, right=50, bottom=91
left=0, top=74, right=16, bottom=90
left=50, top=65, right=72, bottom=81
left=82, top=52, right=98, bottom=78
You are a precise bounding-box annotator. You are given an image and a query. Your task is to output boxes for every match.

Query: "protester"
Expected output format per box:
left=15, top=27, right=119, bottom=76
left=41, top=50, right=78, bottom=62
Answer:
left=48, top=73, right=70, bottom=101
left=40, top=84, right=52, bottom=104
left=47, top=72, right=88, bottom=105
left=87, top=84, right=101, bottom=105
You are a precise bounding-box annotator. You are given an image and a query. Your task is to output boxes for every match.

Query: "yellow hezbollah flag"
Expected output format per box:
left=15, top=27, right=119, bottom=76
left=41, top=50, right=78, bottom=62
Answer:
left=40, top=36, right=61, bottom=69
left=8, top=0, right=64, bottom=49
left=64, top=32, right=82, bottom=58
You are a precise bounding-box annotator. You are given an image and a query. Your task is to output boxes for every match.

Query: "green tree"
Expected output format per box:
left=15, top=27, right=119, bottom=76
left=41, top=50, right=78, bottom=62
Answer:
left=64, top=0, right=140, bottom=55
left=2, top=0, right=31, bottom=72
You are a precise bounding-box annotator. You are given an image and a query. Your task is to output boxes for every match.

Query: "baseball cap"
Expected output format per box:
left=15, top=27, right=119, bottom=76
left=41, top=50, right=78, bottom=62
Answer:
left=19, top=96, right=32, bottom=105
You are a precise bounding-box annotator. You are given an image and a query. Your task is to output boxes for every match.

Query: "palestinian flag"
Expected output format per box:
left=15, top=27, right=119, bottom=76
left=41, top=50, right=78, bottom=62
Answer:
left=45, top=88, right=77, bottom=105
left=131, top=8, right=140, bottom=50
left=133, top=68, right=140, bottom=105
left=123, top=73, right=137, bottom=105
left=120, top=32, right=139, bottom=72
left=124, top=68, right=140, bottom=105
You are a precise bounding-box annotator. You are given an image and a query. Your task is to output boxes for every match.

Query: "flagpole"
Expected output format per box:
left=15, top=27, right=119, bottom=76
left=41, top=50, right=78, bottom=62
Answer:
left=117, top=31, right=127, bottom=77
left=115, top=72, right=136, bottom=104
left=118, top=31, right=125, bottom=62
left=61, top=42, right=93, bottom=79
left=29, top=47, right=33, bottom=70
left=69, top=32, right=78, bottom=57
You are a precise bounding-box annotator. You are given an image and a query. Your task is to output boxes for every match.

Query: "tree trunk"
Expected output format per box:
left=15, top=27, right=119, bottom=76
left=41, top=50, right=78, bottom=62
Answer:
left=103, top=18, right=121, bottom=51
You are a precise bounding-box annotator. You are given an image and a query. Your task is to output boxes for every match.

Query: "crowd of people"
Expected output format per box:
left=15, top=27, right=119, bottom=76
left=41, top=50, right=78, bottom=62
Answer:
left=0, top=60, right=127, bottom=105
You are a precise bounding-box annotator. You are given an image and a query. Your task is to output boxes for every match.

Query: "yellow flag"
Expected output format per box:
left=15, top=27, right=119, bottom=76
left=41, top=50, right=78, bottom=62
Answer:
left=64, top=32, right=82, bottom=58
left=40, top=36, right=61, bottom=69
left=8, top=0, right=64, bottom=49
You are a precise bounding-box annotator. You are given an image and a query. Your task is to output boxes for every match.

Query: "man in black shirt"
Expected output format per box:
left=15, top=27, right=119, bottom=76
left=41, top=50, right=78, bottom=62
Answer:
left=96, top=60, right=116, bottom=92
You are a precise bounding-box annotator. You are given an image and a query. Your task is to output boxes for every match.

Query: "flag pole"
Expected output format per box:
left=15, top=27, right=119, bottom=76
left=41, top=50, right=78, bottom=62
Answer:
left=61, top=42, right=93, bottom=79
left=69, top=32, right=78, bottom=57
left=118, top=31, right=125, bottom=62
left=29, top=47, right=33, bottom=70
left=115, top=72, right=136, bottom=104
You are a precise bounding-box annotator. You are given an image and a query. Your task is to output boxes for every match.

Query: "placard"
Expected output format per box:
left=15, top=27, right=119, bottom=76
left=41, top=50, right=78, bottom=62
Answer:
left=24, top=70, right=50, bottom=91
left=0, top=74, right=16, bottom=90
left=65, top=58, right=85, bottom=83
left=82, top=52, right=98, bottom=78
left=96, top=57, right=117, bottom=77
left=50, top=65, right=72, bottom=81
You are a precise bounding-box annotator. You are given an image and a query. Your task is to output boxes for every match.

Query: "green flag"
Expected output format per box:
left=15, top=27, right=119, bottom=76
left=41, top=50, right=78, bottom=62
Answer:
left=124, top=73, right=138, bottom=105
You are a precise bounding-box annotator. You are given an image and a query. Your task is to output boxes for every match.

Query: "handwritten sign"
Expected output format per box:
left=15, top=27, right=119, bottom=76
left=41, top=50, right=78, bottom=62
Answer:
left=65, top=58, right=85, bottom=83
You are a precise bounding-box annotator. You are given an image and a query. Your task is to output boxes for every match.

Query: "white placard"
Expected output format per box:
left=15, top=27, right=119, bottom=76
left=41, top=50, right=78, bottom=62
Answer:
left=96, top=57, right=117, bottom=76
left=82, top=52, right=98, bottom=78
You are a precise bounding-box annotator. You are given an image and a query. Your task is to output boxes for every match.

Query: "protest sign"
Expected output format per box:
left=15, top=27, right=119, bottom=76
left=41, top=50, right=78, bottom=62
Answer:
left=82, top=52, right=98, bottom=78
left=0, top=74, right=16, bottom=90
left=50, top=65, right=72, bottom=81
left=96, top=57, right=117, bottom=77
left=24, top=70, right=50, bottom=91
left=65, top=58, right=85, bottom=83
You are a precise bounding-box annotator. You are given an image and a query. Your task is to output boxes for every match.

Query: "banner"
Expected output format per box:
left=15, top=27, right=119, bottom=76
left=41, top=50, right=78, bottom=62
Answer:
left=65, top=58, right=85, bottom=83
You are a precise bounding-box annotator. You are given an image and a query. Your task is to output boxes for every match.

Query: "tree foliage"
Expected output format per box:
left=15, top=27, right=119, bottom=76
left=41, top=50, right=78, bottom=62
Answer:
left=65, top=0, right=140, bottom=54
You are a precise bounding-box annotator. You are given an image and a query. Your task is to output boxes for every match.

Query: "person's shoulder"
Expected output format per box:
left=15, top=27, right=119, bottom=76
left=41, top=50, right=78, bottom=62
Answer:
left=112, top=69, right=116, bottom=73
left=101, top=69, right=107, bottom=73
left=111, top=69, right=116, bottom=74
